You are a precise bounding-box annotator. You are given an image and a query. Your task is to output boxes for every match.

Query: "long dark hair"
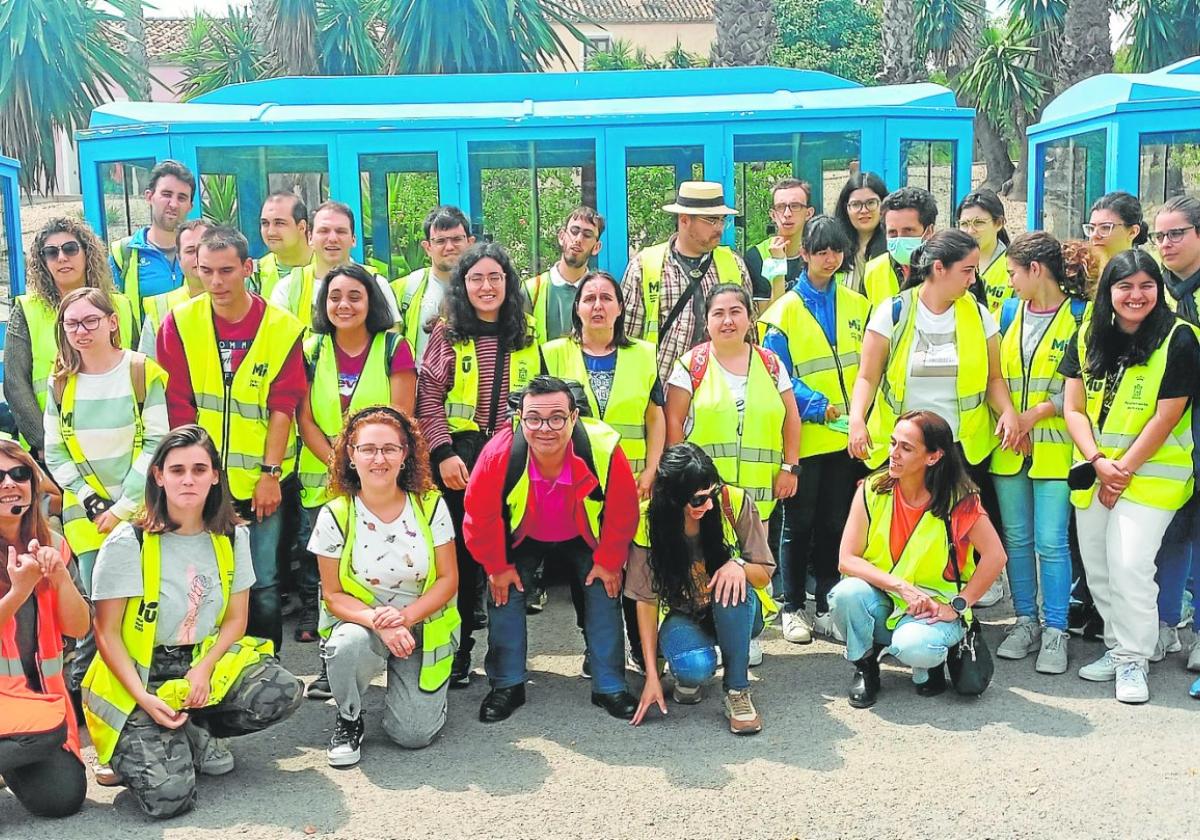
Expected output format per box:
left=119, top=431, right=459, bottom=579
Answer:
left=834, top=172, right=888, bottom=261
left=327, top=406, right=433, bottom=498
left=311, top=262, right=396, bottom=336
left=444, top=242, right=533, bottom=349
left=139, top=425, right=242, bottom=538
left=1084, top=249, right=1175, bottom=377
left=646, top=444, right=733, bottom=611
left=568, top=271, right=632, bottom=348
left=956, top=189, right=1011, bottom=246
left=1092, top=191, right=1149, bottom=246
left=1007, top=231, right=1089, bottom=300
left=870, top=410, right=977, bottom=520
left=0, top=441, right=53, bottom=559
left=903, top=229, right=985, bottom=306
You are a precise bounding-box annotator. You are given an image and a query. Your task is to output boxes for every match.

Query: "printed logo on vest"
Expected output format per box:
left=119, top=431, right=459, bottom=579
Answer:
left=462, top=355, right=473, bottom=374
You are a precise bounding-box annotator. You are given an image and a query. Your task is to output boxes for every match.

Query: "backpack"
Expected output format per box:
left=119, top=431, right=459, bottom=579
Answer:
left=998, top=296, right=1087, bottom=336
left=499, top=420, right=606, bottom=540
left=687, top=342, right=780, bottom=392
left=52, top=352, right=148, bottom=411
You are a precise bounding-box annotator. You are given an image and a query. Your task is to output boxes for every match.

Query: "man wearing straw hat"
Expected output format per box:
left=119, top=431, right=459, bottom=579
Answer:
left=622, top=181, right=756, bottom=383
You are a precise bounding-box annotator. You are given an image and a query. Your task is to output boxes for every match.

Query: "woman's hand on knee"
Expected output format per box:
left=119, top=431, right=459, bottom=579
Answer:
left=707, top=561, right=747, bottom=607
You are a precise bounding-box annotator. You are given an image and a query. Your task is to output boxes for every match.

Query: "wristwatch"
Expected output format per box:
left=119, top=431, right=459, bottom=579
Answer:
left=259, top=463, right=283, bottom=478
left=732, top=556, right=747, bottom=567
left=950, top=595, right=969, bottom=616
left=780, top=462, right=801, bottom=475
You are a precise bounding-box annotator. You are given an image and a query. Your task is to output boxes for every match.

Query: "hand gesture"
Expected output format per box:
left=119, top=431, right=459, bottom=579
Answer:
left=251, top=474, right=282, bottom=521
left=380, top=624, right=416, bottom=658
left=767, top=236, right=789, bottom=261
left=94, top=510, right=121, bottom=535
left=1095, top=458, right=1131, bottom=492
left=6, top=545, right=41, bottom=597
left=825, top=404, right=842, bottom=423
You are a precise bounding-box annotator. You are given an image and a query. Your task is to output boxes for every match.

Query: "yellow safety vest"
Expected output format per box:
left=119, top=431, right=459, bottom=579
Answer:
left=681, top=342, right=785, bottom=519
left=281, top=263, right=318, bottom=329
left=760, top=281, right=870, bottom=458
left=141, top=285, right=193, bottom=338
left=173, top=295, right=304, bottom=500
left=56, top=354, right=167, bottom=556
left=318, top=493, right=461, bottom=692
left=16, top=292, right=136, bottom=414
left=979, top=244, right=1012, bottom=315
left=524, top=271, right=556, bottom=345
left=866, top=289, right=995, bottom=469
left=392, top=268, right=434, bottom=349
left=445, top=317, right=540, bottom=434
left=636, top=242, right=742, bottom=344
left=989, top=300, right=1081, bottom=479
left=862, top=253, right=902, bottom=308
left=541, top=337, right=659, bottom=474
left=81, top=530, right=272, bottom=764
left=298, top=332, right=400, bottom=508
left=1071, top=319, right=1197, bottom=511
left=632, top=484, right=778, bottom=624
left=255, top=252, right=287, bottom=300
left=862, top=480, right=975, bottom=629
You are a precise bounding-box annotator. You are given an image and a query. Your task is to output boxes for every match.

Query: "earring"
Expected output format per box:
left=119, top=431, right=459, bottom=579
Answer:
left=348, top=463, right=357, bottom=471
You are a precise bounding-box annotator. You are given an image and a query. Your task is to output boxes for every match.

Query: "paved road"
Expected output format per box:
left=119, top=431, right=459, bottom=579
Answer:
left=3, top=589, right=1197, bottom=839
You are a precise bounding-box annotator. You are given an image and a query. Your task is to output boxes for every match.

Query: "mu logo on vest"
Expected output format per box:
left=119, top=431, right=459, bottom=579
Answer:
left=252, top=362, right=269, bottom=378
left=646, top=280, right=660, bottom=302
left=134, top=599, right=159, bottom=632
left=848, top=318, right=864, bottom=338
left=461, top=355, right=473, bottom=374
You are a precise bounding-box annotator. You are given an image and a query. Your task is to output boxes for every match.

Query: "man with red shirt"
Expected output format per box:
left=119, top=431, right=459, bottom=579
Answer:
left=157, top=226, right=307, bottom=651
left=464, top=376, right=640, bottom=722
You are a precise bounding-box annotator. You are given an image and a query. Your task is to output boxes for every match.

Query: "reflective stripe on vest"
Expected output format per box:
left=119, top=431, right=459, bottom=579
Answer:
left=683, top=342, right=785, bottom=519
left=862, top=481, right=974, bottom=629
left=541, top=337, right=659, bottom=474
left=862, top=253, right=901, bottom=308
left=989, top=300, right=1079, bottom=479
left=445, top=318, right=540, bottom=435
left=1072, top=319, right=1197, bottom=511
left=638, top=243, right=742, bottom=344
left=759, top=281, right=870, bottom=458
left=866, top=289, right=995, bottom=469
left=318, top=493, right=461, bottom=692
left=393, top=268, right=431, bottom=349
left=284, top=264, right=317, bottom=329
left=298, top=333, right=396, bottom=508
left=142, top=285, right=192, bottom=336
left=173, top=295, right=304, bottom=499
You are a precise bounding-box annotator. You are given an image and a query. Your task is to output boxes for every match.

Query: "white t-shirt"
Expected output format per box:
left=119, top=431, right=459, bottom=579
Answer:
left=866, top=295, right=998, bottom=438
left=667, top=348, right=792, bottom=436
left=308, top=494, right=455, bottom=608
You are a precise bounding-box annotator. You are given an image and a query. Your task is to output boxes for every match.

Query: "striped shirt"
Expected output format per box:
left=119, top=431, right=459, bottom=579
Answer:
left=43, top=350, right=170, bottom=521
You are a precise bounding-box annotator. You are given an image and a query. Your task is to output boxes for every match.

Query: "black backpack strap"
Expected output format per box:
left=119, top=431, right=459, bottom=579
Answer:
left=500, top=430, right=529, bottom=540
left=571, top=422, right=605, bottom=503
left=132, top=525, right=145, bottom=548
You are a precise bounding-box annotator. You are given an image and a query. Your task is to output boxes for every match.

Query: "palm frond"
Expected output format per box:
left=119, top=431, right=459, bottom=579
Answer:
left=269, top=0, right=319, bottom=75
left=914, top=0, right=985, bottom=62
left=954, top=23, right=1049, bottom=125
left=171, top=7, right=273, bottom=101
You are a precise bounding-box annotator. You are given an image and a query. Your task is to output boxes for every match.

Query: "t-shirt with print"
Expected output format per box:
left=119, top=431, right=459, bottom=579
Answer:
left=330, top=339, right=416, bottom=412
left=308, top=494, right=455, bottom=608
left=91, top=523, right=255, bottom=647
left=582, top=350, right=666, bottom=418
left=667, top=348, right=792, bottom=437
left=866, top=296, right=999, bottom=438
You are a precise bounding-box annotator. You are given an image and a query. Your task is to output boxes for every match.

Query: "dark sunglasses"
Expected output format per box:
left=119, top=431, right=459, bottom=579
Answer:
left=0, top=466, right=34, bottom=484
left=40, top=242, right=83, bottom=261
left=686, top=486, right=722, bottom=508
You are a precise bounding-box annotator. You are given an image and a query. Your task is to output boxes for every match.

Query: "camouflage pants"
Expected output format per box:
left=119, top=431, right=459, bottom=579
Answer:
left=109, top=646, right=303, bottom=820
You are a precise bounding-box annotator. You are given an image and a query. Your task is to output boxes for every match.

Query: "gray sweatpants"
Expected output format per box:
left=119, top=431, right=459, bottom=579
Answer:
left=324, top=621, right=451, bottom=749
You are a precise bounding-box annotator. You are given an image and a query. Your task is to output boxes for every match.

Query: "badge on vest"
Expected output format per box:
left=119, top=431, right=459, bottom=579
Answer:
left=134, top=599, right=159, bottom=631
left=462, top=356, right=474, bottom=374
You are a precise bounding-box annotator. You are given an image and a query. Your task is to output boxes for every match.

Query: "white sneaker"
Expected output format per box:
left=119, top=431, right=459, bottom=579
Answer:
left=1114, top=660, right=1150, bottom=704
left=1078, top=650, right=1118, bottom=682
left=812, top=611, right=844, bottom=642
left=1188, top=637, right=1200, bottom=673
left=748, top=638, right=763, bottom=667
left=781, top=611, right=813, bottom=645
left=1035, top=628, right=1070, bottom=675
left=975, top=574, right=1006, bottom=608
left=672, top=682, right=703, bottom=705
left=997, top=617, right=1042, bottom=660
left=1151, top=623, right=1182, bottom=663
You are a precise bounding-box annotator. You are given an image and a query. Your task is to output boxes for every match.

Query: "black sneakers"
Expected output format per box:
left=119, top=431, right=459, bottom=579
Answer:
left=327, top=713, right=364, bottom=767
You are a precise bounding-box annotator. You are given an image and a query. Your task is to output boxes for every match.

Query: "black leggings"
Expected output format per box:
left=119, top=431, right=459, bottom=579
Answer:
left=0, top=725, right=86, bottom=819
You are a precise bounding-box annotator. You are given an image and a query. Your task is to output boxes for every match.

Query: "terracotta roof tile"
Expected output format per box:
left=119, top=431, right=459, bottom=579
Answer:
left=562, top=0, right=714, bottom=22
left=140, top=18, right=191, bottom=60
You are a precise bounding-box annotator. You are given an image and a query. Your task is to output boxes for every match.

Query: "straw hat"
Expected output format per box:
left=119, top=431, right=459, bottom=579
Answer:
left=661, top=181, right=739, bottom=216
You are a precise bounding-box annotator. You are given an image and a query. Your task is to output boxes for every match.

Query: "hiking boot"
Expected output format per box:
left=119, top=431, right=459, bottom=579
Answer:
left=781, top=611, right=813, bottom=644
left=1151, top=623, right=1182, bottom=663
left=1078, top=650, right=1118, bottom=682
left=672, top=682, right=703, bottom=705
left=1035, top=628, right=1070, bottom=674
left=722, top=688, right=762, bottom=735
left=327, top=713, right=364, bottom=767
left=1114, top=661, right=1150, bottom=704
left=997, top=617, right=1042, bottom=660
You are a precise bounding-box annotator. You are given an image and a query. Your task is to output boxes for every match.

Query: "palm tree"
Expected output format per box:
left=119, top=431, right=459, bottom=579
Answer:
left=1120, top=0, right=1200, bottom=72
left=172, top=9, right=272, bottom=101
left=319, top=0, right=384, bottom=75
left=123, top=0, right=152, bottom=100
left=269, top=0, right=319, bottom=75
left=0, top=0, right=145, bottom=194
left=1056, top=0, right=1113, bottom=94
left=880, top=0, right=922, bottom=83
left=713, top=0, right=778, bottom=66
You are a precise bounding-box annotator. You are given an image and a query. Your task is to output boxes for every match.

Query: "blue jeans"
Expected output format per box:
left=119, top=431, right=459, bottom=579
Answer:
left=486, top=537, right=627, bottom=695
left=659, top=590, right=765, bottom=692
left=1154, top=496, right=1200, bottom=631
left=239, top=501, right=284, bottom=651
left=993, top=467, right=1072, bottom=630
left=828, top=577, right=965, bottom=682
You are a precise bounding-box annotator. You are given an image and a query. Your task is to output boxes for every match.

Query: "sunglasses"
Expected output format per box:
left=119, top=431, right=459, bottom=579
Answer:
left=686, top=486, right=722, bottom=508
left=0, top=465, right=34, bottom=484
left=40, top=242, right=83, bottom=261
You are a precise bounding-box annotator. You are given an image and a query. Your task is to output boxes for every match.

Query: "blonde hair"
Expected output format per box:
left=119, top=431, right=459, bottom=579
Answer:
left=50, top=287, right=120, bottom=396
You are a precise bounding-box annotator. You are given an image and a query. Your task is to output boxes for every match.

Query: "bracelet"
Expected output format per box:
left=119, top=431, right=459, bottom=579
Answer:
left=1088, top=451, right=1104, bottom=464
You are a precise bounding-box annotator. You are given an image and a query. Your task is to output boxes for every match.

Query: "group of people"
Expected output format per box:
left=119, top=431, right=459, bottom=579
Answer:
left=2, top=155, right=1199, bottom=822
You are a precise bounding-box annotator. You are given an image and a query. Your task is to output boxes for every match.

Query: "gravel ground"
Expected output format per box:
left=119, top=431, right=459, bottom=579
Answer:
left=1, top=587, right=1196, bottom=840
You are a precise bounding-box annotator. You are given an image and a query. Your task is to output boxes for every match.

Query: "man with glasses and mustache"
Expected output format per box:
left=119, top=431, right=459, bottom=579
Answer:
left=623, top=182, right=757, bottom=384
left=745, top=178, right=815, bottom=307
left=524, top=207, right=605, bottom=345
left=462, top=376, right=640, bottom=723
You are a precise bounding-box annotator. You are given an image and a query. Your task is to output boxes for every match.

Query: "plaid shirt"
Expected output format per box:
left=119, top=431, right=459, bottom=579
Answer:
left=622, top=235, right=756, bottom=383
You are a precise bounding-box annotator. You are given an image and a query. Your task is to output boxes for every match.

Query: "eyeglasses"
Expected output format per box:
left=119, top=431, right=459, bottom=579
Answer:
left=1150, top=226, right=1199, bottom=246
left=957, top=218, right=992, bottom=232
left=40, top=242, right=82, bottom=261
left=694, top=215, right=727, bottom=228
left=772, top=202, right=809, bottom=215
left=63, top=315, right=104, bottom=333
left=0, top=466, right=33, bottom=484
left=465, top=273, right=504, bottom=287
left=429, top=235, right=468, bottom=248
left=1083, top=222, right=1126, bottom=238
left=522, top=413, right=571, bottom=431
left=564, top=226, right=598, bottom=241
left=352, top=443, right=406, bottom=460
left=847, top=198, right=881, bottom=213
left=686, top=486, right=722, bottom=508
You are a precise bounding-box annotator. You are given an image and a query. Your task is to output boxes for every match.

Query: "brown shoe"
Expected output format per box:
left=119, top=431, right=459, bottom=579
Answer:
left=722, top=688, right=762, bottom=735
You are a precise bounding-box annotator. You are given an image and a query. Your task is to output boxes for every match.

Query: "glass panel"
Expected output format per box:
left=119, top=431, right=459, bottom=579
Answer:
left=196, top=144, right=330, bottom=255
left=1039, top=130, right=1106, bottom=240
left=99, top=158, right=155, bottom=241
left=625, top=146, right=704, bottom=258
left=900, top=140, right=956, bottom=228
left=732, top=132, right=861, bottom=252
left=359, top=152, right=440, bottom=278
left=1139, top=130, right=1200, bottom=215
left=468, top=139, right=597, bottom=277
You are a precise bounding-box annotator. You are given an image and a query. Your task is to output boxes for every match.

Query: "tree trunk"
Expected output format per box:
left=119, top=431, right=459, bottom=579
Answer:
left=879, top=0, right=921, bottom=83
left=124, top=3, right=151, bottom=101
left=713, top=0, right=778, bottom=66
left=251, top=0, right=273, bottom=45
left=1056, top=0, right=1112, bottom=94
left=975, top=114, right=1015, bottom=192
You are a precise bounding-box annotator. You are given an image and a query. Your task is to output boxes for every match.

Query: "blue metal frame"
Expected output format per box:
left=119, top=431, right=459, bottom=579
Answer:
left=0, top=155, right=23, bottom=296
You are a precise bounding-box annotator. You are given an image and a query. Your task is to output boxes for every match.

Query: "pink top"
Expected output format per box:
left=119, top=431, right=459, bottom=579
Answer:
left=518, top=443, right=582, bottom=544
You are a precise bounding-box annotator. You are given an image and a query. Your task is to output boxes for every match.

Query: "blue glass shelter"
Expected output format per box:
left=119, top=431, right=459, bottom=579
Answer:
left=1029, top=55, right=1200, bottom=237
left=77, top=68, right=974, bottom=279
